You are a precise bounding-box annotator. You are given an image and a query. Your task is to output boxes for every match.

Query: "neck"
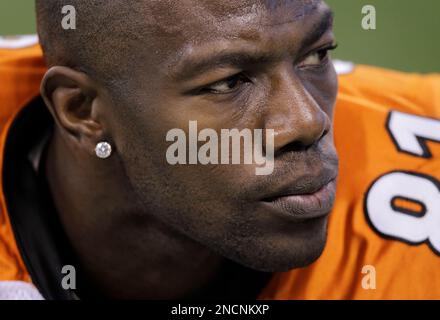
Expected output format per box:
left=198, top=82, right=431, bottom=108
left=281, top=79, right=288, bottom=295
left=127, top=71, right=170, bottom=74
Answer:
left=44, top=130, right=234, bottom=299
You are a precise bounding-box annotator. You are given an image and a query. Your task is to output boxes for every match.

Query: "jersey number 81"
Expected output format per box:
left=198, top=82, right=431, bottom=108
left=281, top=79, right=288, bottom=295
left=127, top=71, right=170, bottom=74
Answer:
left=365, top=111, right=440, bottom=254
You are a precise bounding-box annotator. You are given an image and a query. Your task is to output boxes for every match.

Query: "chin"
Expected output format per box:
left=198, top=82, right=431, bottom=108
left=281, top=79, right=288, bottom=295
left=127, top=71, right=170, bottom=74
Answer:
left=223, top=216, right=329, bottom=273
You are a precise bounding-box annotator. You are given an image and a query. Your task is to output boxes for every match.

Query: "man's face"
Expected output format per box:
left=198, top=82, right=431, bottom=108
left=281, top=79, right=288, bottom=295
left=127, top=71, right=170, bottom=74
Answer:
left=103, top=0, right=338, bottom=271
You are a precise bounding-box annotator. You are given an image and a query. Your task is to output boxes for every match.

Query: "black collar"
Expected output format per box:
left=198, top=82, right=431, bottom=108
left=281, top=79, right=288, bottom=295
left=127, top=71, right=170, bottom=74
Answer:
left=2, top=96, right=77, bottom=300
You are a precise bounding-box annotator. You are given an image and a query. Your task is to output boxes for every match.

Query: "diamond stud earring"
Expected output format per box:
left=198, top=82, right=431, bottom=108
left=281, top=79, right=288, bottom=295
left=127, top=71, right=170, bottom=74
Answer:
left=95, top=141, right=112, bottom=159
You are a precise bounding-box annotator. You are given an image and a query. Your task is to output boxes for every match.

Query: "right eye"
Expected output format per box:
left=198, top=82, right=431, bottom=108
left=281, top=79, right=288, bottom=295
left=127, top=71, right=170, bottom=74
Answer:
left=298, top=43, right=338, bottom=69
left=201, top=73, right=250, bottom=94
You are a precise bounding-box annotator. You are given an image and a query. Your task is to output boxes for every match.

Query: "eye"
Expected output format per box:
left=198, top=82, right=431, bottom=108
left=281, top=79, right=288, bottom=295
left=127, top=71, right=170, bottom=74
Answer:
left=201, top=73, right=250, bottom=94
left=299, top=43, right=338, bottom=68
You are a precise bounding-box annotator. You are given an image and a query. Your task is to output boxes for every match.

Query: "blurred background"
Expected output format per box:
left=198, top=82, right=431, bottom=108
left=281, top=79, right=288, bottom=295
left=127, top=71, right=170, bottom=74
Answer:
left=0, top=0, right=439, bottom=73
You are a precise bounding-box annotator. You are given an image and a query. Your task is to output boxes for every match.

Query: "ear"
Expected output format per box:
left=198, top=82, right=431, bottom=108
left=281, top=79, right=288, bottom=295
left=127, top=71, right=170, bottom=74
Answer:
left=40, top=66, right=106, bottom=154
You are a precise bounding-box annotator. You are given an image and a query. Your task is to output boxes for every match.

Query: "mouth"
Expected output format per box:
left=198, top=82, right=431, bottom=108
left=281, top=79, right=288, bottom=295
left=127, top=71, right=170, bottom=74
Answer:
left=261, top=173, right=337, bottom=221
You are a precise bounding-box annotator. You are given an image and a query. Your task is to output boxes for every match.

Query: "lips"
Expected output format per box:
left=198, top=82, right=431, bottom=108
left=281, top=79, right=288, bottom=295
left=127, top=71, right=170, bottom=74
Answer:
left=261, top=171, right=337, bottom=220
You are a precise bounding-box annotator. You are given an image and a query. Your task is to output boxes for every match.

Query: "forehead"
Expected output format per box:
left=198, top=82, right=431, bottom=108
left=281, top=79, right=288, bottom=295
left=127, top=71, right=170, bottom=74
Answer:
left=109, top=0, right=329, bottom=85
left=147, top=0, right=323, bottom=36
left=140, top=0, right=327, bottom=62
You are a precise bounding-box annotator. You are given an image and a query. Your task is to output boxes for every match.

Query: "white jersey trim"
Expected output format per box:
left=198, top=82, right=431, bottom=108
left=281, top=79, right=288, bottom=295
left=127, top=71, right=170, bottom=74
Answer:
left=0, top=281, right=44, bottom=300
left=0, top=35, right=39, bottom=49
left=333, top=59, right=355, bottom=75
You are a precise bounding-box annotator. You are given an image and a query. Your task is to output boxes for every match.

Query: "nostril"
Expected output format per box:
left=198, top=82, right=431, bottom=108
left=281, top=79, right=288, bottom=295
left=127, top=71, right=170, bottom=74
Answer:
left=276, top=128, right=328, bottom=156
left=320, top=128, right=329, bottom=141
left=277, top=140, right=309, bottom=154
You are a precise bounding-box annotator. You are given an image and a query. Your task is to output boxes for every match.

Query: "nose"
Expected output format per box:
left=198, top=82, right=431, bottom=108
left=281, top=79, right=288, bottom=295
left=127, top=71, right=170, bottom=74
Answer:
left=264, top=69, right=330, bottom=154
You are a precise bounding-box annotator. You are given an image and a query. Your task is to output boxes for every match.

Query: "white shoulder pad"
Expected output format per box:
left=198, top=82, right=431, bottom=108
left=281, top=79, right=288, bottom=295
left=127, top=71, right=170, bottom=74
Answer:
left=0, top=281, right=44, bottom=300
left=0, top=35, right=39, bottom=49
left=333, top=59, right=355, bottom=75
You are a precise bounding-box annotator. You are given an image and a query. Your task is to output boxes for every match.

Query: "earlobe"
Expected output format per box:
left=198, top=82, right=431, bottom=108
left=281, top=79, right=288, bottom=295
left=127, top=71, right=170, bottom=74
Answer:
left=40, top=66, right=104, bottom=142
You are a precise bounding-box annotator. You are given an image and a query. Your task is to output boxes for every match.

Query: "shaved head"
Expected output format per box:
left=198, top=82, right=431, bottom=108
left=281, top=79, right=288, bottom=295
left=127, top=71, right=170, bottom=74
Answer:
left=36, top=0, right=321, bottom=88
left=36, top=0, right=158, bottom=87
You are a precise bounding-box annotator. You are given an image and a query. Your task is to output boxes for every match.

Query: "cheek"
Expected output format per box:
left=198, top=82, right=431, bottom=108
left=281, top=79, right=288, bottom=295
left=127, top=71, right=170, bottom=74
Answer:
left=301, top=67, right=338, bottom=117
left=110, top=104, right=239, bottom=206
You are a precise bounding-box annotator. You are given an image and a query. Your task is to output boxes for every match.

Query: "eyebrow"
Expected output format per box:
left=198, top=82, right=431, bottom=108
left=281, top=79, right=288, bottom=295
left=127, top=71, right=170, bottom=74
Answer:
left=300, top=9, right=334, bottom=50
left=172, top=51, right=275, bottom=81
left=171, top=8, right=334, bottom=81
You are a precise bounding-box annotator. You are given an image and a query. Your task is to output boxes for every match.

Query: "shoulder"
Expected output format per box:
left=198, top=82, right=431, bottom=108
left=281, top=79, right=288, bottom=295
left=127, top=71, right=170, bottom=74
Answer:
left=334, top=62, right=440, bottom=165
left=336, top=61, right=440, bottom=117
left=0, top=35, right=46, bottom=129
left=0, top=35, right=45, bottom=284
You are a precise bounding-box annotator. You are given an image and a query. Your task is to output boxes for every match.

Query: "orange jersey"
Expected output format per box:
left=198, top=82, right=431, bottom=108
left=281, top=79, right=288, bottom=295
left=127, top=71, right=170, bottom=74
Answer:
left=1, top=37, right=440, bottom=299
left=0, top=40, right=45, bottom=284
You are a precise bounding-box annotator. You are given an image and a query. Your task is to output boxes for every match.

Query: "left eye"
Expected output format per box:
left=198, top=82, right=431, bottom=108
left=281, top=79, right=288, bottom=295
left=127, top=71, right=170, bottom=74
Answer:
left=299, top=45, right=337, bottom=68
